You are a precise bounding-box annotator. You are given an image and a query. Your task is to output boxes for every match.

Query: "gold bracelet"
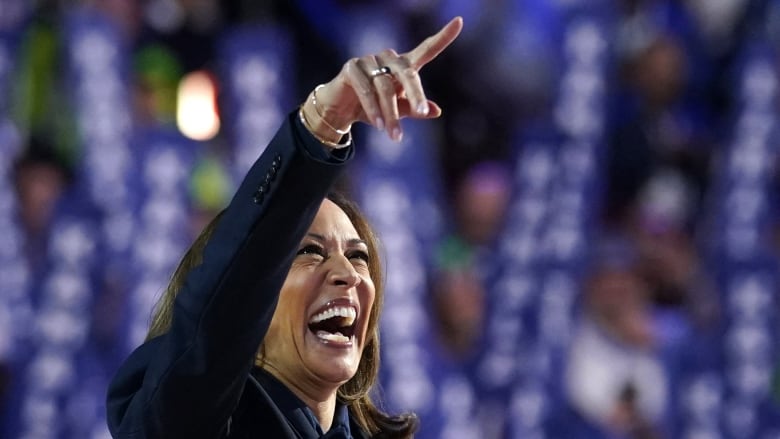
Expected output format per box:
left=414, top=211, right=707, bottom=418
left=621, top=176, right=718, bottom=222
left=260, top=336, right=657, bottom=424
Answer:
left=311, top=84, right=352, bottom=136
left=298, top=106, right=352, bottom=149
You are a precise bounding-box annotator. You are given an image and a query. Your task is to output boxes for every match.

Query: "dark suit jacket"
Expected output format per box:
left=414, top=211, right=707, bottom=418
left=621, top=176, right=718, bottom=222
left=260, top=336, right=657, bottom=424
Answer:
left=107, top=112, right=368, bottom=438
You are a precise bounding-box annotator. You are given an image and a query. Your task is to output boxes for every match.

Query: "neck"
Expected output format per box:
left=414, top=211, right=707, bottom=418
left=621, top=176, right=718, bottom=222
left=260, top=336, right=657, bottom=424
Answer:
left=306, top=397, right=338, bottom=432
left=262, top=364, right=340, bottom=432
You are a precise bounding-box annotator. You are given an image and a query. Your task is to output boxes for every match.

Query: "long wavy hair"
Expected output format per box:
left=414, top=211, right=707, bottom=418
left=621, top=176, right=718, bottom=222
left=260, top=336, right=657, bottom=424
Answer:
left=145, top=192, right=417, bottom=438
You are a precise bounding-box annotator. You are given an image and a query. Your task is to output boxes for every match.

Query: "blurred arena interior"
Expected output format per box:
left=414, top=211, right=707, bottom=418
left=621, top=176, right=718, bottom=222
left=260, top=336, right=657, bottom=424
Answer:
left=1, top=0, right=780, bottom=437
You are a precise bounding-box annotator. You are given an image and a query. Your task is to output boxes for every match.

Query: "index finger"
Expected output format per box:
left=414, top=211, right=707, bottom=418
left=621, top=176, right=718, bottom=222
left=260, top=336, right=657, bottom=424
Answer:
left=405, top=16, right=463, bottom=70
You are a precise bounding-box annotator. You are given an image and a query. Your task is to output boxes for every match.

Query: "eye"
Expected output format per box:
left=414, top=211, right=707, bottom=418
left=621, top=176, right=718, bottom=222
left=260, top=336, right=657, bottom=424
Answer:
left=297, top=244, right=325, bottom=258
left=347, top=250, right=370, bottom=264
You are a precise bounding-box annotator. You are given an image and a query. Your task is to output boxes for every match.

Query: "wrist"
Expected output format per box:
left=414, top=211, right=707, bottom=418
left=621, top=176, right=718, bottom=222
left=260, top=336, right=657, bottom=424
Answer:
left=311, top=84, right=353, bottom=133
left=301, top=101, right=342, bottom=144
left=298, top=105, right=352, bottom=149
left=299, top=85, right=354, bottom=149
left=303, top=85, right=352, bottom=139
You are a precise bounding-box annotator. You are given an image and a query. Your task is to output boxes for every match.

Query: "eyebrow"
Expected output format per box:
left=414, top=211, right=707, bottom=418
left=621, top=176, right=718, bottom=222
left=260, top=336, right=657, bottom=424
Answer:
left=306, top=233, right=367, bottom=247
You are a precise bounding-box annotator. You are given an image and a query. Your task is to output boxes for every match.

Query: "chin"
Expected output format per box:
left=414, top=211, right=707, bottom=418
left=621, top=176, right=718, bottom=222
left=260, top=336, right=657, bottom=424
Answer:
left=311, top=356, right=360, bottom=384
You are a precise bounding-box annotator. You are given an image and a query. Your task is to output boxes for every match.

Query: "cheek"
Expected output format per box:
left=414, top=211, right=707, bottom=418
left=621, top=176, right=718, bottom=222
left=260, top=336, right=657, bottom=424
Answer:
left=359, top=279, right=377, bottom=332
left=270, top=270, right=313, bottom=331
left=360, top=271, right=376, bottom=301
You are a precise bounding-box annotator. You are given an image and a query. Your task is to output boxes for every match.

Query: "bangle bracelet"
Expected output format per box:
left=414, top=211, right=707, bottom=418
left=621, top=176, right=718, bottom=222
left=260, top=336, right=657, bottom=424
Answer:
left=298, top=106, right=352, bottom=149
left=311, top=84, right=352, bottom=136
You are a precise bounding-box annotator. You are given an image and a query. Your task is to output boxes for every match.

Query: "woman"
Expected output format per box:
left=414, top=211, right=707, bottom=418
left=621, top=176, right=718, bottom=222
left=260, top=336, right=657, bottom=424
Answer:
left=106, top=17, right=463, bottom=438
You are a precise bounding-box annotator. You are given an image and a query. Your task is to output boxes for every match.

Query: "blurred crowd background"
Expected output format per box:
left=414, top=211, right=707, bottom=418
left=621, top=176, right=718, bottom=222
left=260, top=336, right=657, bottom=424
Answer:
left=2, top=0, right=780, bottom=438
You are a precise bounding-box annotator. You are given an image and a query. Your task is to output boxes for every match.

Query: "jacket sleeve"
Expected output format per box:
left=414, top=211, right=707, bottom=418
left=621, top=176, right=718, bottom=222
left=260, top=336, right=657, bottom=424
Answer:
left=106, top=111, right=354, bottom=438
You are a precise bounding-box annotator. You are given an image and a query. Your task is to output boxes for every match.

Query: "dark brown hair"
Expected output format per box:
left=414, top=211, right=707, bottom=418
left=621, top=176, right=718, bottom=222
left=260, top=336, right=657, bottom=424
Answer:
left=146, top=193, right=417, bottom=438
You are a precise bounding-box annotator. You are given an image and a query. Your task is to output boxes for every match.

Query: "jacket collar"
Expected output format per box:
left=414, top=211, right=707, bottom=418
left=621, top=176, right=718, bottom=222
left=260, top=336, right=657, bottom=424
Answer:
left=251, top=368, right=354, bottom=438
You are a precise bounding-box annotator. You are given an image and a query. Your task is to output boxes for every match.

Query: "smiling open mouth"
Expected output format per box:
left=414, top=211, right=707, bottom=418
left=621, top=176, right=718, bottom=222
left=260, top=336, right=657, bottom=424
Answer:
left=308, top=305, right=357, bottom=344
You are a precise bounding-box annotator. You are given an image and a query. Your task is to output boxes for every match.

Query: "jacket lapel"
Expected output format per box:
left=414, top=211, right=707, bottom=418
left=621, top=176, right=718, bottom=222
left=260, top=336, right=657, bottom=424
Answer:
left=234, top=372, right=369, bottom=438
left=228, top=374, right=302, bottom=438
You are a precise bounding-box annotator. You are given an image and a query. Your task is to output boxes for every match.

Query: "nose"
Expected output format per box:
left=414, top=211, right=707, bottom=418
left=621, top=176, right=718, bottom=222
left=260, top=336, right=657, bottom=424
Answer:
left=327, top=254, right=362, bottom=288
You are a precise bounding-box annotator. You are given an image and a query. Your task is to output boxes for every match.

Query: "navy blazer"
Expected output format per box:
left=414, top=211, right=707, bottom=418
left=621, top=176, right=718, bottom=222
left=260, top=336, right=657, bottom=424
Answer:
left=107, top=112, right=368, bottom=438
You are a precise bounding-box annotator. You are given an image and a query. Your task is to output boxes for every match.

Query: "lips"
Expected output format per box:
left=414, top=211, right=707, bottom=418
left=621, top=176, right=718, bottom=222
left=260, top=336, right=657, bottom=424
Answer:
left=307, top=299, right=358, bottom=345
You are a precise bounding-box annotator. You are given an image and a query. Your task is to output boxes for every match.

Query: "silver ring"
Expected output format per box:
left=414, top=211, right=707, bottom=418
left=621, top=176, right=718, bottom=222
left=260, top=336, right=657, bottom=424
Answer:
left=369, top=66, right=392, bottom=78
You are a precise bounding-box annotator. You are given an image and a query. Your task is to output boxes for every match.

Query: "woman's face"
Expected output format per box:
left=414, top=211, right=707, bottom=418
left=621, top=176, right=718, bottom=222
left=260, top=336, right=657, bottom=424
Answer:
left=262, top=199, right=376, bottom=391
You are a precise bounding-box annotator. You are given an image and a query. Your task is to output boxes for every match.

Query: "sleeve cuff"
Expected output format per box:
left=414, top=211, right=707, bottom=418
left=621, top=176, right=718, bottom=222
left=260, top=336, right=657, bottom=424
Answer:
left=291, top=111, right=354, bottom=163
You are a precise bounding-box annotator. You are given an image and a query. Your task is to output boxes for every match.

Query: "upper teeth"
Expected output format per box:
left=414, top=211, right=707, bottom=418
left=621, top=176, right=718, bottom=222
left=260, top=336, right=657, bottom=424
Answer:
left=309, top=306, right=356, bottom=325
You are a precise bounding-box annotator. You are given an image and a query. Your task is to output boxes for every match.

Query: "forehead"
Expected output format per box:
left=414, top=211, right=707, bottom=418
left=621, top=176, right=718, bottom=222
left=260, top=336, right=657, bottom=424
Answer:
left=309, top=199, right=360, bottom=240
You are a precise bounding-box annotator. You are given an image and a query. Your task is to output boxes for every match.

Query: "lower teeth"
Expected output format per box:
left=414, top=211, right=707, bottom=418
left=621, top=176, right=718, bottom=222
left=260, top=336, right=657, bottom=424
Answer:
left=316, top=330, right=350, bottom=343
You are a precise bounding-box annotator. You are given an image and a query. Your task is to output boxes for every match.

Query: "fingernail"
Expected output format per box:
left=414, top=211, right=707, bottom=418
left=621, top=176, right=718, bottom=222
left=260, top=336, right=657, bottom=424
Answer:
left=391, top=128, right=403, bottom=142
left=375, top=117, right=385, bottom=131
left=417, top=102, right=429, bottom=116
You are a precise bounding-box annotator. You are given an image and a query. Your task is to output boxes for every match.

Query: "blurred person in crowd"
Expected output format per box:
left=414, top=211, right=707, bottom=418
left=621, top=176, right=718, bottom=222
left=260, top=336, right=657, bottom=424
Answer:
left=13, top=138, right=72, bottom=273
left=132, top=44, right=184, bottom=127
left=2, top=139, right=71, bottom=433
left=616, top=0, right=758, bottom=132
left=606, top=32, right=712, bottom=229
left=604, top=27, right=720, bottom=344
left=562, top=237, right=669, bottom=439
left=429, top=161, right=511, bottom=359
left=107, top=18, right=463, bottom=438
left=631, top=170, right=719, bottom=343
left=451, top=161, right=512, bottom=249
left=430, top=244, right=486, bottom=360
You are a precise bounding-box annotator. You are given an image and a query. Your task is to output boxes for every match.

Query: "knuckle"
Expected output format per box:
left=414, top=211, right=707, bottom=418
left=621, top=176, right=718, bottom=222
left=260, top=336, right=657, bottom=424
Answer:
left=345, top=58, right=361, bottom=73
left=376, top=80, right=394, bottom=92
left=401, top=67, right=418, bottom=78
